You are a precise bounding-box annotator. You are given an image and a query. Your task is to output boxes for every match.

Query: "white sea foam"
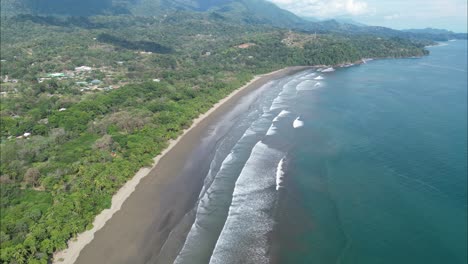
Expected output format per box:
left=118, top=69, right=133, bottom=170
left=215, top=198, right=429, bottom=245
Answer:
left=269, top=74, right=308, bottom=110
left=242, top=128, right=256, bottom=137
left=322, top=67, right=335, bottom=72
left=270, top=96, right=287, bottom=110
left=293, top=117, right=304, bottom=128
left=296, top=80, right=322, bottom=91
left=314, top=75, right=324, bottom=80
left=270, top=89, right=294, bottom=110
left=267, top=110, right=291, bottom=136
left=300, top=72, right=317, bottom=80
left=276, top=158, right=285, bottom=190
left=209, top=141, right=283, bottom=264
left=174, top=150, right=237, bottom=264
left=273, top=110, right=291, bottom=122
left=176, top=96, right=280, bottom=263
left=266, top=124, right=278, bottom=136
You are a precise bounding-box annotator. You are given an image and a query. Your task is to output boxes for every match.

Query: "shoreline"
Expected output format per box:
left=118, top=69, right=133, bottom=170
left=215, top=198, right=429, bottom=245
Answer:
left=53, top=66, right=311, bottom=264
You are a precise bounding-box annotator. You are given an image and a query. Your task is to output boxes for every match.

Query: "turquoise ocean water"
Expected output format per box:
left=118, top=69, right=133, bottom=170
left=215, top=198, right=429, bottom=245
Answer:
left=174, top=40, right=467, bottom=264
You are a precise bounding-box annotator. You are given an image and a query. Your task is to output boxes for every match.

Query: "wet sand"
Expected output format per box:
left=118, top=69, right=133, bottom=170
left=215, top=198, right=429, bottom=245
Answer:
left=59, top=66, right=310, bottom=264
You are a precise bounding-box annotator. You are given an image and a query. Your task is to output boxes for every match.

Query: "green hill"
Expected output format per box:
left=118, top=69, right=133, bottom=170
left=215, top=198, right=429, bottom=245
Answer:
left=1, top=0, right=465, bottom=41
left=0, top=0, right=306, bottom=26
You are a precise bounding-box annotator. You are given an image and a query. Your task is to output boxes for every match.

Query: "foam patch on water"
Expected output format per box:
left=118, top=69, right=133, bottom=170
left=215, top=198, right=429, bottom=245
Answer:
left=270, top=78, right=303, bottom=110
left=315, top=75, right=324, bottom=80
left=300, top=72, right=317, bottom=80
left=266, top=124, right=278, bottom=136
left=296, top=80, right=322, bottom=91
left=267, top=110, right=292, bottom=136
left=273, top=110, right=291, bottom=122
left=209, top=141, right=283, bottom=264
left=243, top=128, right=256, bottom=137
left=322, top=67, right=335, bottom=72
left=175, top=86, right=286, bottom=263
left=276, top=157, right=286, bottom=190
left=293, top=117, right=304, bottom=128
left=174, top=151, right=238, bottom=264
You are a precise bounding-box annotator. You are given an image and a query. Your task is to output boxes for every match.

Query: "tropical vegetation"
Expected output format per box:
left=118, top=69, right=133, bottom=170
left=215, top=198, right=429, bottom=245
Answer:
left=0, top=1, right=435, bottom=263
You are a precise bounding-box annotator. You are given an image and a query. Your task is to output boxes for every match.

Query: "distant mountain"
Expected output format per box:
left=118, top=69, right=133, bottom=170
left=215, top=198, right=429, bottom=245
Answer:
left=1, top=0, right=465, bottom=42
left=301, top=17, right=365, bottom=27
left=403, top=28, right=467, bottom=39
left=233, top=0, right=306, bottom=27
left=333, top=18, right=366, bottom=27
left=139, top=0, right=308, bottom=28
left=301, top=16, right=319, bottom=22
left=299, top=20, right=466, bottom=41
left=404, top=28, right=458, bottom=34
left=0, top=0, right=114, bottom=16
left=0, top=0, right=307, bottom=27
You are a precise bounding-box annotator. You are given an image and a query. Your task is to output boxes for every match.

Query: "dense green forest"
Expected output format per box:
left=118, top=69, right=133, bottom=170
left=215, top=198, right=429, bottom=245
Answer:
left=0, top=10, right=432, bottom=264
left=2, top=0, right=466, bottom=40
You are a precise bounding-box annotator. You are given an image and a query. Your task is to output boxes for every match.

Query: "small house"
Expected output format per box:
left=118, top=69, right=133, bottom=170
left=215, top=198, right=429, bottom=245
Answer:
left=47, top=73, right=67, bottom=78
left=76, top=81, right=88, bottom=86
left=75, top=66, right=92, bottom=72
left=237, top=43, right=256, bottom=49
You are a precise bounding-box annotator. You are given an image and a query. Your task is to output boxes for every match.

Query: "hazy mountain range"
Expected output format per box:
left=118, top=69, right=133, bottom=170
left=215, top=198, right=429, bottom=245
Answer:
left=1, top=0, right=466, bottom=40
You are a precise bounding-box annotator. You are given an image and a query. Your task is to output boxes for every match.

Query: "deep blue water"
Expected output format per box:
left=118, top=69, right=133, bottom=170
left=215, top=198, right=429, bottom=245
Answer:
left=174, top=40, right=467, bottom=264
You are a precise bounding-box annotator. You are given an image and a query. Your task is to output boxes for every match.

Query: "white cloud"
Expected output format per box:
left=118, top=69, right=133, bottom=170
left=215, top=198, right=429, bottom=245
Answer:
left=384, top=13, right=400, bottom=20
left=268, top=0, right=370, bottom=18
left=345, top=0, right=368, bottom=15
left=268, top=0, right=467, bottom=32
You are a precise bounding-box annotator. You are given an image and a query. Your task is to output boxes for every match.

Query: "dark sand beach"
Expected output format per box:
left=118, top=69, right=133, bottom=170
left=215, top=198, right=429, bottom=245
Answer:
left=54, top=66, right=310, bottom=264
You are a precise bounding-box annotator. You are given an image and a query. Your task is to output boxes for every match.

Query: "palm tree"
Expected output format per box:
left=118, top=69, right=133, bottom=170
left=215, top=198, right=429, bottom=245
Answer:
left=12, top=245, right=27, bottom=264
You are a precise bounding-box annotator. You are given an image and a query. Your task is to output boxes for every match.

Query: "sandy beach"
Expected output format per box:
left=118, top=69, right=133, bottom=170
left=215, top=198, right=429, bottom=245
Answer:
left=53, top=66, right=310, bottom=264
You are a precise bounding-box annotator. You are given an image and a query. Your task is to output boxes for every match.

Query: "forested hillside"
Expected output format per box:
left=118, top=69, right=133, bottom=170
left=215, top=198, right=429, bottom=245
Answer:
left=0, top=0, right=305, bottom=27
left=1, top=0, right=465, bottom=41
left=0, top=4, right=435, bottom=264
left=403, top=28, right=467, bottom=40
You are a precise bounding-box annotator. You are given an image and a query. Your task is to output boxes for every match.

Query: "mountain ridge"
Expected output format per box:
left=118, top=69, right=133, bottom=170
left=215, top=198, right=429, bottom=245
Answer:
left=1, top=0, right=466, bottom=42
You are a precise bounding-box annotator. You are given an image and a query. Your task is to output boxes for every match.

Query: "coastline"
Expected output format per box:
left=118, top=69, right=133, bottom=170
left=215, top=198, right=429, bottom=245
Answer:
left=53, top=66, right=311, bottom=264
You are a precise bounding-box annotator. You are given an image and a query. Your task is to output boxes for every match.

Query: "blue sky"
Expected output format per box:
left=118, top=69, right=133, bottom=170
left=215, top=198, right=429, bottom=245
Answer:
left=267, top=0, right=468, bottom=32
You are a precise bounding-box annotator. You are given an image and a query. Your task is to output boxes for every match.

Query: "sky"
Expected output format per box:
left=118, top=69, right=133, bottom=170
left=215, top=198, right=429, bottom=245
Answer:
left=267, top=0, right=468, bottom=32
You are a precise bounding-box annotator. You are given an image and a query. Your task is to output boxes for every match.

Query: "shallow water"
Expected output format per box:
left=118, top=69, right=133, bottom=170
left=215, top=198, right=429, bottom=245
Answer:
left=175, top=40, right=467, bottom=264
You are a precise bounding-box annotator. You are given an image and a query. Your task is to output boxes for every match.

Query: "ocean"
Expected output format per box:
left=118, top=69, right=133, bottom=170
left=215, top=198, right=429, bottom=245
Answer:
left=173, top=40, right=467, bottom=264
